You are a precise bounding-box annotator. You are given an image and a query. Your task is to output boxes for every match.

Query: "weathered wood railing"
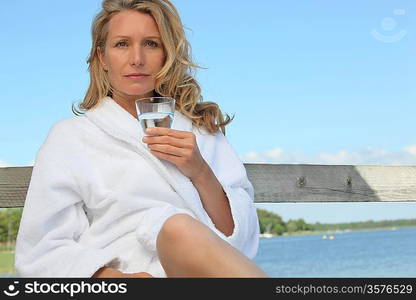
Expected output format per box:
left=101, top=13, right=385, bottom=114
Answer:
left=1, top=164, right=416, bottom=208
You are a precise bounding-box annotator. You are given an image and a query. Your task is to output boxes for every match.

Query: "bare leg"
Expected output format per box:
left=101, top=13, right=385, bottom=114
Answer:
left=156, top=214, right=268, bottom=278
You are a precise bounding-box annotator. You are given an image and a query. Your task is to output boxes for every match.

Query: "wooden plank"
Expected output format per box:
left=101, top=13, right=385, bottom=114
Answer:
left=245, top=163, right=416, bottom=203
left=1, top=164, right=416, bottom=207
left=0, top=167, right=32, bottom=208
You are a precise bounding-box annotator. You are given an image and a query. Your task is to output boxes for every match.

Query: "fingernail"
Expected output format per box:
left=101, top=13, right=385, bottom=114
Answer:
left=146, top=128, right=154, bottom=134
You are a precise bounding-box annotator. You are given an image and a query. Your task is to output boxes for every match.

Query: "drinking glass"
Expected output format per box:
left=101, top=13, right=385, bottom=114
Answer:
left=135, top=97, right=175, bottom=134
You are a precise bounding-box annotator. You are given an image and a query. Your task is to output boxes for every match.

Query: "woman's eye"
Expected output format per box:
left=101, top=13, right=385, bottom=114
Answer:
left=115, top=41, right=127, bottom=47
left=145, top=40, right=158, bottom=47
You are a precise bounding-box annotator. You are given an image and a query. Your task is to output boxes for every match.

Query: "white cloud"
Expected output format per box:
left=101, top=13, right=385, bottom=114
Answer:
left=404, top=145, right=416, bottom=156
left=0, top=160, right=11, bottom=167
left=240, top=145, right=416, bottom=165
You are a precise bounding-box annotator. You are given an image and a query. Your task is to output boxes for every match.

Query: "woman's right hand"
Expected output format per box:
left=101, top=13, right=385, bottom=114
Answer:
left=92, top=267, right=154, bottom=278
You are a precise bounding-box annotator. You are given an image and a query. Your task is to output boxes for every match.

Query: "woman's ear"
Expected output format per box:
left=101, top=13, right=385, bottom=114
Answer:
left=97, top=47, right=108, bottom=71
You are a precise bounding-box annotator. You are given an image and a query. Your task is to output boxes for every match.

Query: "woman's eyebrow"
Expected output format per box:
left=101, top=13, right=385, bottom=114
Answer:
left=111, top=35, right=161, bottom=40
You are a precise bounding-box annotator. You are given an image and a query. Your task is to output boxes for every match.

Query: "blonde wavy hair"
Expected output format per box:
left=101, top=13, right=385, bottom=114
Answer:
left=72, top=0, right=233, bottom=135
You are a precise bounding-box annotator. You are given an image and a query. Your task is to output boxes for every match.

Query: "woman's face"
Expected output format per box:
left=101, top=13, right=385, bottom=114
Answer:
left=98, top=10, right=166, bottom=100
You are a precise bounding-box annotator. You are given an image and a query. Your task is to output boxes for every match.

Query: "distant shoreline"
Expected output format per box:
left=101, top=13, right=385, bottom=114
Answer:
left=260, top=225, right=416, bottom=238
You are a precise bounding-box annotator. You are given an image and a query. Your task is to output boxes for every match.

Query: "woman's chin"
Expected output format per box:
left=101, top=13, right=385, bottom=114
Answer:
left=126, top=89, right=154, bottom=98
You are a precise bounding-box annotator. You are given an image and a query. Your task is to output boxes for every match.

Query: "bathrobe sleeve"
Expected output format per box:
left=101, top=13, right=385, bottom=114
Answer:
left=14, top=123, right=120, bottom=277
left=196, top=129, right=260, bottom=260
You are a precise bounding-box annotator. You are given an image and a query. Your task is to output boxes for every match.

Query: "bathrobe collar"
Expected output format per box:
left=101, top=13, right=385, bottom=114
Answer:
left=84, top=97, right=205, bottom=217
left=84, top=96, right=192, bottom=148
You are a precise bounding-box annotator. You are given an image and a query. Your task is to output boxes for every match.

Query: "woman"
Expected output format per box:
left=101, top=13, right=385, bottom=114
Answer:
left=15, top=0, right=267, bottom=278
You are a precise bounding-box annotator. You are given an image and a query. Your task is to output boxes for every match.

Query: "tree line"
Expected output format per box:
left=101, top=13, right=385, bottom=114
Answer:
left=257, top=208, right=416, bottom=236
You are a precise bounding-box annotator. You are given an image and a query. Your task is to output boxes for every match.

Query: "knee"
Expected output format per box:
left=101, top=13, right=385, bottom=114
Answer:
left=159, top=213, right=196, bottom=243
left=158, top=213, right=201, bottom=245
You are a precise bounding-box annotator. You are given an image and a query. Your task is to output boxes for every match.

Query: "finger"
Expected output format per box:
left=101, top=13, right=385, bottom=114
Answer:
left=143, top=135, right=193, bottom=149
left=148, top=144, right=189, bottom=157
left=150, top=149, right=182, bottom=165
left=146, top=127, right=192, bottom=139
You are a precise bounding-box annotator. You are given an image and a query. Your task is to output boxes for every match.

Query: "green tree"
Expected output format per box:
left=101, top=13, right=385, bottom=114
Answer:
left=273, top=223, right=286, bottom=235
left=257, top=208, right=286, bottom=235
left=286, top=220, right=298, bottom=233
left=295, top=219, right=308, bottom=231
left=0, top=208, right=23, bottom=243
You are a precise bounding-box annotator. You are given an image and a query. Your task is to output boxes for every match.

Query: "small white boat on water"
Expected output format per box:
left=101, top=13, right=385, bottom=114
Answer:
left=322, top=234, right=335, bottom=240
left=260, top=233, right=274, bottom=238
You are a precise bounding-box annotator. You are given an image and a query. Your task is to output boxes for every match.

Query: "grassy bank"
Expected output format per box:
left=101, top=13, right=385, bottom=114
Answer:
left=0, top=250, right=16, bottom=275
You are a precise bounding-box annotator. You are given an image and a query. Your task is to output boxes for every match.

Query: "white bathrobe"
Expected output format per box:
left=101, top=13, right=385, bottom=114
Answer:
left=14, top=96, right=260, bottom=278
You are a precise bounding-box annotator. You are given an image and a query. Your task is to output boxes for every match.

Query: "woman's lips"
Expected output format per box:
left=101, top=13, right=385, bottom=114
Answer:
left=125, top=75, right=149, bottom=80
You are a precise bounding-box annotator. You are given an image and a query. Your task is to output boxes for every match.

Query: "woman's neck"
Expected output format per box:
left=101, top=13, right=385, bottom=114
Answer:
left=112, top=90, right=155, bottom=119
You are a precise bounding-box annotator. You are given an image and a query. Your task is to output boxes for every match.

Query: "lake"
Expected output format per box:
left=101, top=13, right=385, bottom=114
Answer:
left=253, top=227, right=416, bottom=277
left=2, top=227, right=415, bottom=278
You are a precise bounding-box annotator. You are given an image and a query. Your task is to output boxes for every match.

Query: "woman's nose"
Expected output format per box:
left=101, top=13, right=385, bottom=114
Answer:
left=129, top=45, right=145, bottom=67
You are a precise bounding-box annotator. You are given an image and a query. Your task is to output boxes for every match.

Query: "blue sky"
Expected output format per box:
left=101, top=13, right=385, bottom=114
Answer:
left=1, top=1, right=415, bottom=223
